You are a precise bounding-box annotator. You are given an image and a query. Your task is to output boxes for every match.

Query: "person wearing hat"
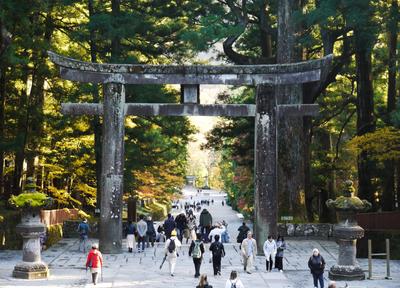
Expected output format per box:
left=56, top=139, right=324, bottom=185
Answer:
left=85, top=243, right=103, bottom=285
left=164, top=229, right=181, bottom=276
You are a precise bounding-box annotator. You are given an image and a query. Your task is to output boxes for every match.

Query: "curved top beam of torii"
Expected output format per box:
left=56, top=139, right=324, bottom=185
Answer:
left=48, top=51, right=333, bottom=85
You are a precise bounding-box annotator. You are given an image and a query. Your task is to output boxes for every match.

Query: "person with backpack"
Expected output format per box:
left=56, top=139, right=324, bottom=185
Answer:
left=225, top=270, right=244, bottom=288
left=125, top=220, right=137, bottom=253
left=236, top=222, right=249, bottom=248
left=85, top=243, right=103, bottom=285
left=77, top=219, right=90, bottom=253
left=263, top=235, right=277, bottom=272
left=164, top=229, right=181, bottom=276
left=209, top=234, right=225, bottom=276
left=137, top=215, right=148, bottom=252
left=308, top=248, right=326, bottom=288
left=241, top=231, right=257, bottom=274
left=189, top=232, right=205, bottom=278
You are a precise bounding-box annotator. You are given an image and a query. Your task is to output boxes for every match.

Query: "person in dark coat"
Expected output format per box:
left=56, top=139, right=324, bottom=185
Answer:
left=175, top=213, right=188, bottom=242
left=308, top=248, right=326, bottom=288
left=275, top=235, right=286, bottom=271
left=164, top=213, right=176, bottom=239
left=146, top=215, right=156, bottom=248
left=189, top=232, right=205, bottom=278
left=209, top=235, right=225, bottom=276
left=236, top=222, right=250, bottom=247
left=199, top=209, right=212, bottom=242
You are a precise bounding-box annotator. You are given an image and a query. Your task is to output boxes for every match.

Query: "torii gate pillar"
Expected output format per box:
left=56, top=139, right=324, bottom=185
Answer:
left=99, top=76, right=125, bottom=253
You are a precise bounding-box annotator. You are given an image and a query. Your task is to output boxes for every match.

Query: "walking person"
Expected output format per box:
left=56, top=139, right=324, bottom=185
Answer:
left=225, top=270, right=244, bottom=288
left=164, top=230, right=181, bottom=276
left=137, top=215, right=148, bottom=252
left=189, top=232, right=205, bottom=278
left=241, top=231, right=257, bottom=274
left=77, top=219, right=90, bottom=253
left=209, top=235, right=225, bottom=276
left=199, top=208, right=212, bottom=242
left=308, top=248, right=326, bottom=288
left=263, top=235, right=277, bottom=272
left=164, top=213, right=176, bottom=239
left=125, top=220, right=137, bottom=253
left=85, top=243, right=103, bottom=285
left=187, top=212, right=197, bottom=243
left=196, top=274, right=213, bottom=288
left=275, top=236, right=286, bottom=272
left=175, top=212, right=188, bottom=242
left=146, top=215, right=156, bottom=248
left=236, top=222, right=249, bottom=248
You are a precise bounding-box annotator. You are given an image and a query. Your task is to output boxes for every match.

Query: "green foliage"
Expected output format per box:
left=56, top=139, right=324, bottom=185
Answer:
left=9, top=192, right=49, bottom=208
left=45, top=224, right=63, bottom=248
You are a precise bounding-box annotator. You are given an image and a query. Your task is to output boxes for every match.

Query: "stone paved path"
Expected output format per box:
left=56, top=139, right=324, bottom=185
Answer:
left=0, top=186, right=399, bottom=288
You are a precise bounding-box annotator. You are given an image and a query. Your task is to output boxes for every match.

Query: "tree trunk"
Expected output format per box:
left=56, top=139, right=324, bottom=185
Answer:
left=111, top=0, right=121, bottom=62
left=383, top=0, right=398, bottom=211
left=355, top=33, right=376, bottom=208
left=88, top=0, right=102, bottom=211
left=276, top=0, right=306, bottom=220
left=0, top=69, right=5, bottom=198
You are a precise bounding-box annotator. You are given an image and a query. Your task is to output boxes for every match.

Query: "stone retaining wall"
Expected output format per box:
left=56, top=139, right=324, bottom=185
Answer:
left=277, top=223, right=333, bottom=238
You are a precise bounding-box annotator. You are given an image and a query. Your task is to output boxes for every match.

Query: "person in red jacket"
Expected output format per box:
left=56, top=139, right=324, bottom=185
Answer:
left=85, top=243, right=103, bottom=285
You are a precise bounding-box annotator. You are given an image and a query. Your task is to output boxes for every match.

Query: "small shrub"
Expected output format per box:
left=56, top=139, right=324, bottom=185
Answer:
left=45, top=224, right=63, bottom=248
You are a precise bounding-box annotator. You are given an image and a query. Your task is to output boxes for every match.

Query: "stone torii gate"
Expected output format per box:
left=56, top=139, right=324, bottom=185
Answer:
left=48, top=51, right=332, bottom=253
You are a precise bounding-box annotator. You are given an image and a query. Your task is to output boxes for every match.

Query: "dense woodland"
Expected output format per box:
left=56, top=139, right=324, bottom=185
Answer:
left=0, top=0, right=399, bottom=222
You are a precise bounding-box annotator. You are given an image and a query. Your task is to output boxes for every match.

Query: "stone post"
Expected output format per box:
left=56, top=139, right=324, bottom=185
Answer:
left=99, top=75, right=125, bottom=254
left=326, top=180, right=372, bottom=280
left=254, top=84, right=277, bottom=252
left=13, top=209, right=49, bottom=279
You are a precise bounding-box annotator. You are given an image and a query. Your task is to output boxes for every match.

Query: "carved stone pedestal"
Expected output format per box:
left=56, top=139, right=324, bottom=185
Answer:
left=326, top=181, right=371, bottom=281
left=328, top=222, right=365, bottom=280
left=13, top=210, right=49, bottom=279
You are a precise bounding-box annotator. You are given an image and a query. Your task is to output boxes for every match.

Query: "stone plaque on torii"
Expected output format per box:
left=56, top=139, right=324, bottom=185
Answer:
left=48, top=51, right=332, bottom=254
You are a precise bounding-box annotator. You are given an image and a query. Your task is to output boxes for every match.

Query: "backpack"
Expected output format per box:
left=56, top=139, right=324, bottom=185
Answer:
left=192, top=241, right=202, bottom=259
left=168, top=239, right=176, bottom=253
left=212, top=242, right=223, bottom=257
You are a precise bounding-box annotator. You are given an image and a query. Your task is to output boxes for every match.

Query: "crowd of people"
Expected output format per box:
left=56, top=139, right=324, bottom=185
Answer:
left=81, top=197, right=337, bottom=288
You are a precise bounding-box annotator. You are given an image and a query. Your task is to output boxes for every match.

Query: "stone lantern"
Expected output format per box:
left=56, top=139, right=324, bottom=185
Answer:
left=12, top=177, right=49, bottom=279
left=326, top=180, right=371, bottom=280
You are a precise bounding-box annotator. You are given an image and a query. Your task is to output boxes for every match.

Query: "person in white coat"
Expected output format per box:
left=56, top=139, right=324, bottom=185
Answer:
left=225, top=270, right=244, bottom=288
left=263, top=235, right=277, bottom=272
left=164, top=229, right=181, bottom=276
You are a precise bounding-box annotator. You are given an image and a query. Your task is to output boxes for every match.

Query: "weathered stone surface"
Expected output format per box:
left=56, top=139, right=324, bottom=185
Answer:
left=277, top=104, right=319, bottom=117
left=61, top=103, right=256, bottom=117
left=277, top=223, right=333, bottom=238
left=48, top=51, right=333, bottom=75
left=254, top=85, right=277, bottom=251
left=99, top=82, right=125, bottom=254
left=13, top=262, right=49, bottom=279
left=48, top=51, right=332, bottom=85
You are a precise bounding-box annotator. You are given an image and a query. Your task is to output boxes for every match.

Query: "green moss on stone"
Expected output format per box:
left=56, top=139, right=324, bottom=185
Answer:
left=9, top=192, right=48, bottom=208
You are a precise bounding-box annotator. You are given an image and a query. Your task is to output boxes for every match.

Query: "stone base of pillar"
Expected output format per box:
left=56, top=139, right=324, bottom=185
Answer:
left=329, top=265, right=365, bottom=281
left=13, top=262, right=49, bottom=279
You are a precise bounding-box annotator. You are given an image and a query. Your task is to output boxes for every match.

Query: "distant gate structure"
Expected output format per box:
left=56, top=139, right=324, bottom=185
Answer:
left=49, top=51, right=332, bottom=253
